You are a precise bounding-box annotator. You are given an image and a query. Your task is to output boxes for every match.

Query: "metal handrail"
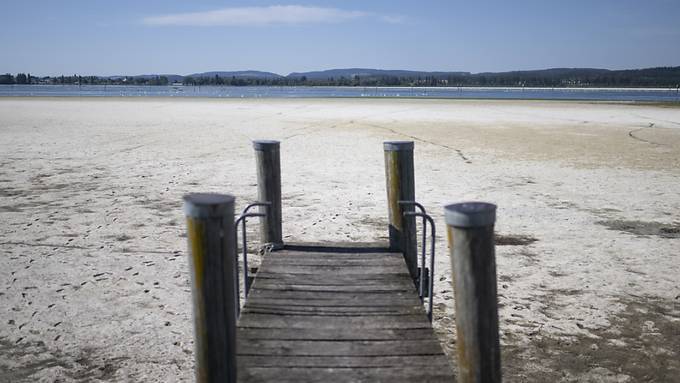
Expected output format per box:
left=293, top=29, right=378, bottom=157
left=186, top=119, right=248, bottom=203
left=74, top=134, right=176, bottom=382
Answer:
left=398, top=200, right=427, bottom=215
left=398, top=201, right=427, bottom=300
left=235, top=202, right=271, bottom=307
left=404, top=211, right=435, bottom=322
left=400, top=201, right=436, bottom=322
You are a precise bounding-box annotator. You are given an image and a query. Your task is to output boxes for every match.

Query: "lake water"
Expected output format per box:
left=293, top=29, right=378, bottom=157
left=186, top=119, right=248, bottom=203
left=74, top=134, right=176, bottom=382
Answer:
left=1, top=84, right=679, bottom=102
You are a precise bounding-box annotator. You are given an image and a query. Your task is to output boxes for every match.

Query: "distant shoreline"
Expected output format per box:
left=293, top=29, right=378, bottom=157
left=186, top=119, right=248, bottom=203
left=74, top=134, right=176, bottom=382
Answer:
left=1, top=84, right=679, bottom=92
left=4, top=66, right=679, bottom=89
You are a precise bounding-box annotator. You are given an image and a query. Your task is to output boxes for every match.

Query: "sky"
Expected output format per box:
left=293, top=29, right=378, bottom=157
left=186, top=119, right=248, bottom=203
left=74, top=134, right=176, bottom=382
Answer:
left=1, top=0, right=679, bottom=76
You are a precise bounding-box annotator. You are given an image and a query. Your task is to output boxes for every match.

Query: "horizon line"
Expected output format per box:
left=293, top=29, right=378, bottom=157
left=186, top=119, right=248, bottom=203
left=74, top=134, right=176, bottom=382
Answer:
left=3, top=65, right=680, bottom=79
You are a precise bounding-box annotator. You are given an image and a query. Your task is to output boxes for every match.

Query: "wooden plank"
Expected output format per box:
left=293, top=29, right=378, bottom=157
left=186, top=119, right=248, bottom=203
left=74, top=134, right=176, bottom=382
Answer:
left=246, top=308, right=418, bottom=317
left=261, top=264, right=409, bottom=274
left=266, top=252, right=398, bottom=260
left=250, top=280, right=414, bottom=292
left=237, top=339, right=445, bottom=357
left=242, top=304, right=422, bottom=315
left=264, top=258, right=405, bottom=266
left=237, top=366, right=454, bottom=383
left=267, top=255, right=397, bottom=262
left=251, top=282, right=413, bottom=293
left=237, top=328, right=439, bottom=341
left=238, top=354, right=452, bottom=368
left=282, top=242, right=390, bottom=251
left=238, top=314, right=432, bottom=330
left=253, top=271, right=412, bottom=283
left=246, top=289, right=421, bottom=302
left=244, top=296, right=422, bottom=308
left=251, top=280, right=412, bottom=288
left=252, top=272, right=413, bottom=285
left=269, top=250, right=399, bottom=257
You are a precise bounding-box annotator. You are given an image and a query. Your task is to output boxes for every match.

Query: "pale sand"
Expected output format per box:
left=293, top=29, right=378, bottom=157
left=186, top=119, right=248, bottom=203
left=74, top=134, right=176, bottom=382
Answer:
left=1, top=97, right=679, bottom=382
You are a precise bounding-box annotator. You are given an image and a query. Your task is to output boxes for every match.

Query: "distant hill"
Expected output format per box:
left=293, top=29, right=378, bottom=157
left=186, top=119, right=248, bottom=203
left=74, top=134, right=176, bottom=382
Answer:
left=466, top=66, right=680, bottom=87
left=285, top=67, right=680, bottom=86
left=279, top=66, right=675, bottom=87
left=188, top=71, right=282, bottom=79
left=8, top=66, right=679, bottom=87
left=475, top=68, right=611, bottom=78
left=287, top=68, right=470, bottom=79
left=474, top=67, right=680, bottom=80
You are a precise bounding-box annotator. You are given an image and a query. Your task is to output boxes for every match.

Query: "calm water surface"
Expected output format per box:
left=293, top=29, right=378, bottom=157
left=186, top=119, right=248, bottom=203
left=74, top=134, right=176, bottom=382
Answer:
left=1, top=84, right=679, bottom=102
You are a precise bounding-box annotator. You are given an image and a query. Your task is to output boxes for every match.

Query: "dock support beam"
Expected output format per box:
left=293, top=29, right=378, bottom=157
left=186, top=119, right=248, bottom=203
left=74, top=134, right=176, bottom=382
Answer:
left=254, top=140, right=283, bottom=249
left=444, top=202, right=501, bottom=383
left=183, top=193, right=238, bottom=383
left=384, top=141, right=418, bottom=280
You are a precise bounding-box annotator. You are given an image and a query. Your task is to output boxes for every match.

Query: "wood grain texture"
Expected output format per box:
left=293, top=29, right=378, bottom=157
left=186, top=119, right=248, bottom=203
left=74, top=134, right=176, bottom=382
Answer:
left=384, top=146, right=419, bottom=280
left=237, top=366, right=453, bottom=383
left=448, top=225, right=501, bottom=383
left=184, top=196, right=238, bottom=383
left=254, top=141, right=282, bottom=247
left=236, top=244, right=454, bottom=382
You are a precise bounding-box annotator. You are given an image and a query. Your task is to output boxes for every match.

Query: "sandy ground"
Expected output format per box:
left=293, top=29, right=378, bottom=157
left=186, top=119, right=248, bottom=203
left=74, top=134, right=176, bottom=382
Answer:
left=1, top=97, right=679, bottom=382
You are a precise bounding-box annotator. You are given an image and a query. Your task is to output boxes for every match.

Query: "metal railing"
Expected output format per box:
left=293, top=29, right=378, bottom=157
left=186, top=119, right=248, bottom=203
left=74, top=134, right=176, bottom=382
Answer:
left=399, top=200, right=436, bottom=322
left=234, top=202, right=270, bottom=307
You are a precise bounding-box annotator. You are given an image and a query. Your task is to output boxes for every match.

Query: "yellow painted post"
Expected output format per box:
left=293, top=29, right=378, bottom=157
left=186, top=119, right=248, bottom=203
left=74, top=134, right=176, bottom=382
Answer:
left=184, top=193, right=238, bottom=383
left=444, top=202, right=501, bottom=383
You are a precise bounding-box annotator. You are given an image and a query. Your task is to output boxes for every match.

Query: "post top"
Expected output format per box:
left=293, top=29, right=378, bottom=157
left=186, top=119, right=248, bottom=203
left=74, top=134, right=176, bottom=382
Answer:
left=444, top=202, right=496, bottom=228
left=383, top=141, right=414, bottom=151
left=253, top=140, right=280, bottom=150
left=183, top=193, right=235, bottom=218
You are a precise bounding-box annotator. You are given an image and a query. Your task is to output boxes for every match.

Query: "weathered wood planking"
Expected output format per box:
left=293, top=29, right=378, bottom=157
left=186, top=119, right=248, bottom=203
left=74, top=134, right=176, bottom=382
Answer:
left=236, top=243, right=454, bottom=382
left=238, top=366, right=454, bottom=383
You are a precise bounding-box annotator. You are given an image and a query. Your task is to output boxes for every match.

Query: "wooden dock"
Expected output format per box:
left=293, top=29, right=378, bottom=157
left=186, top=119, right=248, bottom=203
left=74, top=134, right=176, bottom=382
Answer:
left=183, top=140, right=501, bottom=382
left=235, top=243, right=455, bottom=382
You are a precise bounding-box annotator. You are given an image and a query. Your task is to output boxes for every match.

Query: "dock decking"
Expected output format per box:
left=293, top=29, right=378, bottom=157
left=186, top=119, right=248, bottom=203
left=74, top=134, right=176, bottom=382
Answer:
left=236, top=243, right=455, bottom=382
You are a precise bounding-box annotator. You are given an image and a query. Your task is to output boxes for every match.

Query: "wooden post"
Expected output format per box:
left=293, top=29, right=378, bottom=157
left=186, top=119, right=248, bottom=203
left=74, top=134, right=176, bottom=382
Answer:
left=444, top=202, right=501, bottom=383
left=253, top=140, right=283, bottom=249
left=384, top=141, right=418, bottom=280
left=183, top=193, right=238, bottom=383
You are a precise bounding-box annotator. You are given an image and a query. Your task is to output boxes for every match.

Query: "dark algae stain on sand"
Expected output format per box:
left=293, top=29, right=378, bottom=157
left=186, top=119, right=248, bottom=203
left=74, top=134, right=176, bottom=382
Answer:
left=502, top=296, right=680, bottom=381
left=597, top=220, right=680, bottom=239
left=495, top=234, right=539, bottom=246
left=0, top=338, right=129, bottom=382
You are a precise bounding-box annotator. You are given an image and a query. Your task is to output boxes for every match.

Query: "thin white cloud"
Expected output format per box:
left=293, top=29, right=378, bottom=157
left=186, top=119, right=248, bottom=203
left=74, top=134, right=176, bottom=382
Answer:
left=380, top=15, right=406, bottom=24
left=142, top=5, right=370, bottom=27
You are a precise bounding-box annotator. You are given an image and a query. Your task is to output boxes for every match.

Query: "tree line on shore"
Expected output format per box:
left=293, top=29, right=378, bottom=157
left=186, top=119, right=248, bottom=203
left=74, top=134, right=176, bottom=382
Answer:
left=2, top=67, right=679, bottom=88
left=0, top=73, right=172, bottom=86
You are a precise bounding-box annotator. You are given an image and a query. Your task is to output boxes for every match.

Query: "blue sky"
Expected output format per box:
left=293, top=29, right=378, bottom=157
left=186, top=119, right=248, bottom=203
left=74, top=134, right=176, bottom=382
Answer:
left=2, top=0, right=679, bottom=76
